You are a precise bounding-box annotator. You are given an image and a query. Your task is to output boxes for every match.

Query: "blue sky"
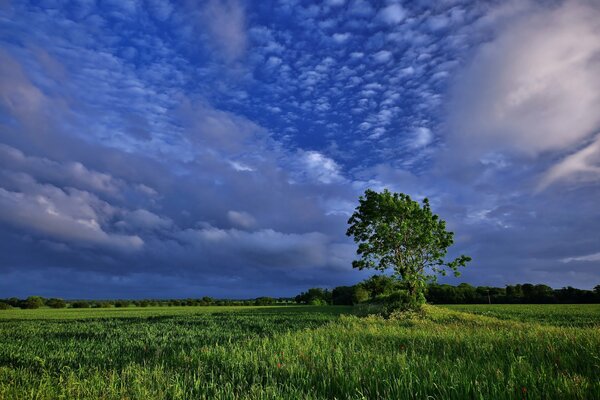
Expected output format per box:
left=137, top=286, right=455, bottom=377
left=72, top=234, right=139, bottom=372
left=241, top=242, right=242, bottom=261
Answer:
left=1, top=0, right=599, bottom=298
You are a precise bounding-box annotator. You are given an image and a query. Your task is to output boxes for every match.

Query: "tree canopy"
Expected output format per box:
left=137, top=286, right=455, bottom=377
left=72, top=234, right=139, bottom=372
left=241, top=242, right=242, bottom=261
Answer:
left=346, top=189, right=471, bottom=306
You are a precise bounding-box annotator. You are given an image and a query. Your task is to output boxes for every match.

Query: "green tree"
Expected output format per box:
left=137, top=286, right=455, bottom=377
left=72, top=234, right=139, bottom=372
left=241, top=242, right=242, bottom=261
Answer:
left=24, top=296, right=45, bottom=309
left=331, top=286, right=355, bottom=305
left=360, top=274, right=398, bottom=298
left=352, top=286, right=370, bottom=304
left=46, top=298, right=66, bottom=309
left=346, top=189, right=471, bottom=308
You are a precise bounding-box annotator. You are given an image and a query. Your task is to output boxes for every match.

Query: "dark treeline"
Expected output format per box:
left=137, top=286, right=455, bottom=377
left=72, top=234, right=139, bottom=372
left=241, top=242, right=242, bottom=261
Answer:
left=2, top=276, right=599, bottom=310
left=294, top=275, right=600, bottom=305
left=0, top=296, right=293, bottom=310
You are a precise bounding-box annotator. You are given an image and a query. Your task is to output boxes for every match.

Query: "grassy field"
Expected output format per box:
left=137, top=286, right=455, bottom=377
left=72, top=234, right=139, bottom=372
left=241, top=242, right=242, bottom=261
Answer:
left=0, top=304, right=598, bottom=399
left=443, top=304, right=600, bottom=327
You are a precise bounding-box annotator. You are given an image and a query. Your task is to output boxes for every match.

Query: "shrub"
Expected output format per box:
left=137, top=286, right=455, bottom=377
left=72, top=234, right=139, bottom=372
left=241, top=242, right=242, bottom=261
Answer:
left=357, top=291, right=425, bottom=318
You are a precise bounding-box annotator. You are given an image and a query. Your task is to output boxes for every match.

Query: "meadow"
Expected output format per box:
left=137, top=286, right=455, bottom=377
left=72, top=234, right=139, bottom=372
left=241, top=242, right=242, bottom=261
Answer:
left=0, top=304, right=599, bottom=399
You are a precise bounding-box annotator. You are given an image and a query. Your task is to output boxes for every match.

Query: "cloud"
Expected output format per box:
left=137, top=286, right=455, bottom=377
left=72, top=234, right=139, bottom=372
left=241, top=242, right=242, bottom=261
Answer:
left=372, top=50, right=392, bottom=63
left=562, top=251, right=600, bottom=263
left=120, top=209, right=173, bottom=232
left=377, top=4, right=406, bottom=25
left=333, top=32, right=351, bottom=43
left=180, top=99, right=264, bottom=154
left=291, top=150, right=345, bottom=184
left=447, top=1, right=600, bottom=165
left=0, top=174, right=143, bottom=252
left=201, top=0, right=247, bottom=62
left=227, top=210, right=256, bottom=229
left=410, top=127, right=433, bottom=148
left=0, top=144, right=124, bottom=196
left=538, top=134, right=600, bottom=190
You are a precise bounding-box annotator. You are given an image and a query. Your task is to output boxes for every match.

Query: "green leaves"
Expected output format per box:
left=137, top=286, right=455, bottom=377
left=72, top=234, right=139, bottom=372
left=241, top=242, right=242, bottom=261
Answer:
left=346, top=189, right=471, bottom=305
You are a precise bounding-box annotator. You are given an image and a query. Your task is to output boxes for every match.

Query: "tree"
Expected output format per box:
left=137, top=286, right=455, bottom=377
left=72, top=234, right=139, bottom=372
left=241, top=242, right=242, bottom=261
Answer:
left=360, top=274, right=399, bottom=298
left=352, top=286, right=369, bottom=304
left=346, top=189, right=471, bottom=308
left=332, top=286, right=355, bottom=305
left=254, top=297, right=275, bottom=306
left=46, top=298, right=66, bottom=309
left=294, top=288, right=331, bottom=305
left=24, top=296, right=45, bottom=309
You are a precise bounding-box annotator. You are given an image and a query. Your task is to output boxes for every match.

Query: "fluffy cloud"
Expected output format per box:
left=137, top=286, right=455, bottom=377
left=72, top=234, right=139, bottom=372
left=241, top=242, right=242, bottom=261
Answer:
left=446, top=0, right=600, bottom=186
left=291, top=150, right=345, bottom=185
left=0, top=173, right=143, bottom=252
left=377, top=4, right=406, bottom=25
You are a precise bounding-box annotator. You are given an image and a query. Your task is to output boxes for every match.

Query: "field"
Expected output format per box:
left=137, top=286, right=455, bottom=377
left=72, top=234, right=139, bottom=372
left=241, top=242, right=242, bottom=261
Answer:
left=0, top=304, right=599, bottom=399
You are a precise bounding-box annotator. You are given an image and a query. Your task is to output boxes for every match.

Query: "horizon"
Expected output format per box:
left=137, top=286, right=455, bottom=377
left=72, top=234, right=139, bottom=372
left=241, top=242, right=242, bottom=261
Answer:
left=1, top=0, right=599, bottom=299
left=3, top=279, right=597, bottom=302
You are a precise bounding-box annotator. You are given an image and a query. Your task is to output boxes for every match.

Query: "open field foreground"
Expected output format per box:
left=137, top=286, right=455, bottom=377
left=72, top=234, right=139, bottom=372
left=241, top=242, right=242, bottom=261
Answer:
left=1, top=305, right=599, bottom=399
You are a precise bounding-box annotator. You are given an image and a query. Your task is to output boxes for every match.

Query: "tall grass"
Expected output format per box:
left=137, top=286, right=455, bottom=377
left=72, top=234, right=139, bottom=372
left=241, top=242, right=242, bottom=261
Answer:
left=0, top=305, right=598, bottom=399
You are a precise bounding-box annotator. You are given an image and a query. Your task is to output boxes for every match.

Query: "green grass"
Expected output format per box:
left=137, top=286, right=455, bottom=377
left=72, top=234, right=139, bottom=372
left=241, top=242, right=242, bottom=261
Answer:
left=442, top=303, right=600, bottom=327
left=0, top=304, right=598, bottom=399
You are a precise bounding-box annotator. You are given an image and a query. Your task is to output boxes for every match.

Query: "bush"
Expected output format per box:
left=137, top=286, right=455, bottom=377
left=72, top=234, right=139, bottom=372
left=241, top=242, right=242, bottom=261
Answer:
left=0, top=302, right=13, bottom=310
left=357, top=290, right=425, bottom=318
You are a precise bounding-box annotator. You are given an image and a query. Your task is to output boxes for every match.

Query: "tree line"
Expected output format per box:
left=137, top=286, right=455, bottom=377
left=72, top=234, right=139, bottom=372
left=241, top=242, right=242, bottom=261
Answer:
left=2, top=276, right=599, bottom=310
left=0, top=296, right=292, bottom=310
left=294, top=275, right=600, bottom=305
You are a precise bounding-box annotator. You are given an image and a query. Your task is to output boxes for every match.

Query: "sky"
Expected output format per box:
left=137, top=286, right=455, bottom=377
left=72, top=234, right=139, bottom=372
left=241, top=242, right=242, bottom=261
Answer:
left=0, top=0, right=599, bottom=299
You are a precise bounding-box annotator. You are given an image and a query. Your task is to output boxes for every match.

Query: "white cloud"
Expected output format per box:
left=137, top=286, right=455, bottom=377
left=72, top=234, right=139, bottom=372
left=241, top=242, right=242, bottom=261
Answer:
left=561, top=251, right=600, bottom=263
left=373, top=50, right=392, bottom=63
left=0, top=174, right=143, bottom=252
left=228, top=160, right=255, bottom=172
left=377, top=4, right=406, bottom=25
left=539, top=134, right=600, bottom=190
left=410, top=127, right=433, bottom=148
left=292, top=150, right=345, bottom=184
left=447, top=1, right=600, bottom=163
left=0, top=144, right=124, bottom=196
left=333, top=32, right=351, bottom=43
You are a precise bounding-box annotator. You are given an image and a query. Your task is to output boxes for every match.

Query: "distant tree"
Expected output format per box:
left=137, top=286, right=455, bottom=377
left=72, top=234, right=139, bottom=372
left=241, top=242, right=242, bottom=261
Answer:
left=295, top=288, right=331, bottom=305
left=46, top=298, right=66, bottom=309
left=71, top=301, right=90, bottom=308
left=6, top=297, right=20, bottom=308
left=24, top=296, right=44, bottom=309
left=352, top=286, right=370, bottom=304
left=332, top=286, right=355, bottom=305
left=360, top=274, right=398, bottom=298
left=200, top=296, right=215, bottom=306
left=347, top=189, right=471, bottom=308
left=0, top=302, right=12, bottom=310
left=254, top=297, right=275, bottom=306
